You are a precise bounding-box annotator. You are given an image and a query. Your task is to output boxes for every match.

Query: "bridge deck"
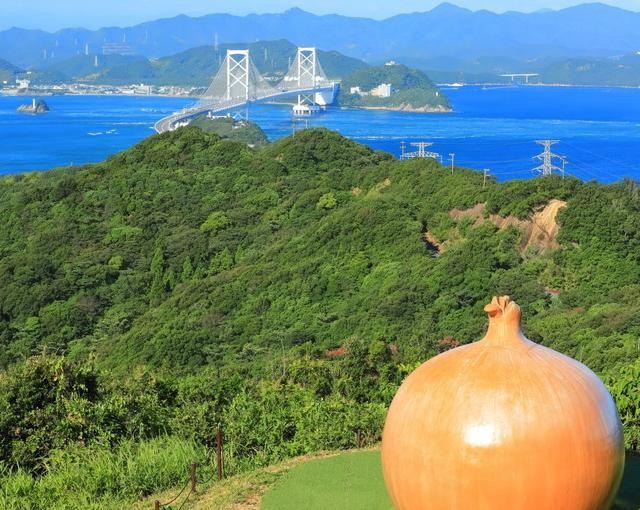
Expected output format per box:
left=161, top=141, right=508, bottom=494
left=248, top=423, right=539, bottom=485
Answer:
left=154, top=84, right=338, bottom=134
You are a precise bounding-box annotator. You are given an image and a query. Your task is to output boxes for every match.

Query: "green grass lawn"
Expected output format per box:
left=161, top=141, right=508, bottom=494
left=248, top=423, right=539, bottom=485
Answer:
left=615, top=453, right=640, bottom=510
left=260, top=451, right=640, bottom=510
left=260, top=450, right=393, bottom=510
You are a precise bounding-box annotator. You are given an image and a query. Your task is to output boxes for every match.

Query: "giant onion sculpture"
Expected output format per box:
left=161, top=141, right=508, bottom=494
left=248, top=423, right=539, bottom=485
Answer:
left=382, top=296, right=624, bottom=510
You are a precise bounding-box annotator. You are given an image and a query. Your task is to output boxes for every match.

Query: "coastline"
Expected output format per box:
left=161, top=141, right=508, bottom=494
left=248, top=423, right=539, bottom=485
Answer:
left=438, top=82, right=640, bottom=90
left=1, top=91, right=452, bottom=115
left=1, top=86, right=639, bottom=181
left=3, top=81, right=640, bottom=105
left=352, top=104, right=452, bottom=113
left=241, top=100, right=453, bottom=114
left=0, top=90, right=200, bottom=100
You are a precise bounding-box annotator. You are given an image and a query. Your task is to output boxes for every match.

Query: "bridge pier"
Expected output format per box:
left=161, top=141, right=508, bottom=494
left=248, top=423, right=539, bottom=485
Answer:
left=293, top=102, right=321, bottom=116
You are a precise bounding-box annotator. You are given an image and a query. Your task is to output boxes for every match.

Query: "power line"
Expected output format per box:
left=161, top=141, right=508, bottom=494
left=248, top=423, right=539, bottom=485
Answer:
left=457, top=156, right=535, bottom=165
left=489, top=168, right=538, bottom=176
left=561, top=152, right=608, bottom=180
left=562, top=141, right=640, bottom=173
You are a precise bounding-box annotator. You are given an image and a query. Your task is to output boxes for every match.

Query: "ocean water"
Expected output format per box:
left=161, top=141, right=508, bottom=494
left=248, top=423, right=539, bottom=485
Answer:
left=1, top=86, right=639, bottom=182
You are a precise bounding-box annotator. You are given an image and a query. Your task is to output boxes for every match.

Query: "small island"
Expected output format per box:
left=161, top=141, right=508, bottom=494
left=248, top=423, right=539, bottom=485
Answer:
left=17, top=99, right=50, bottom=114
left=338, top=63, right=452, bottom=113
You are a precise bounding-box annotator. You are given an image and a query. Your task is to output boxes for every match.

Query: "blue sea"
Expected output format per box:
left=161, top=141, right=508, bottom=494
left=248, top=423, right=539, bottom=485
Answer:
left=1, top=86, right=639, bottom=182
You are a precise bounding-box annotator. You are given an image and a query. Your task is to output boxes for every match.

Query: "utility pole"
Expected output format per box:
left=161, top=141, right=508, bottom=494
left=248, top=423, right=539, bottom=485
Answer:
left=449, top=153, right=455, bottom=174
left=532, top=140, right=564, bottom=176
left=483, top=169, right=490, bottom=188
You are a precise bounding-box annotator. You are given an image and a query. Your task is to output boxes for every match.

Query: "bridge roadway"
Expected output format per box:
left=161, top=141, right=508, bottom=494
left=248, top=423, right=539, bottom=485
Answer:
left=154, top=83, right=339, bottom=134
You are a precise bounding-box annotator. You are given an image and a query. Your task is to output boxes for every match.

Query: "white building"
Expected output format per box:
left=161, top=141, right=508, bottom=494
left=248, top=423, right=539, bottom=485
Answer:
left=370, top=83, right=392, bottom=98
left=133, top=84, right=152, bottom=95
left=350, top=86, right=363, bottom=95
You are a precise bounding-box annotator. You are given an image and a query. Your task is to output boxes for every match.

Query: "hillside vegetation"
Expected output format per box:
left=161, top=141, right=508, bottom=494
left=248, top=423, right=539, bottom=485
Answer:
left=189, top=116, right=269, bottom=147
left=339, top=64, right=451, bottom=111
left=0, top=128, right=639, bottom=507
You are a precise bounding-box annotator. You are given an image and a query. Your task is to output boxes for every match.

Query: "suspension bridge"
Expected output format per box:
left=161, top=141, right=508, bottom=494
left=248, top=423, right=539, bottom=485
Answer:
left=154, top=47, right=339, bottom=133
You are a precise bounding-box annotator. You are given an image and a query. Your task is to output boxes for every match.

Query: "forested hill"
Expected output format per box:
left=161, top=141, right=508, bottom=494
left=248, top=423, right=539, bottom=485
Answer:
left=1, top=127, right=639, bottom=375
left=1, top=127, right=639, bottom=507
left=338, top=64, right=451, bottom=111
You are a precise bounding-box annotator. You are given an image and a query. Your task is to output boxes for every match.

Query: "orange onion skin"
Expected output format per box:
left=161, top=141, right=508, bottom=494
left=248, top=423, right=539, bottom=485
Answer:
left=382, top=297, right=625, bottom=510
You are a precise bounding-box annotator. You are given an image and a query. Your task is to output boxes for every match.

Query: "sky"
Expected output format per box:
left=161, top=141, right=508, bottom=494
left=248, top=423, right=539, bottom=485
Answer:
left=1, top=0, right=639, bottom=31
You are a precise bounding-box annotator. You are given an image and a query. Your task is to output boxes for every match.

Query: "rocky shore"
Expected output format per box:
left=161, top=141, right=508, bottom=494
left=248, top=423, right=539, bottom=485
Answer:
left=17, top=99, right=50, bottom=114
left=357, top=103, right=452, bottom=113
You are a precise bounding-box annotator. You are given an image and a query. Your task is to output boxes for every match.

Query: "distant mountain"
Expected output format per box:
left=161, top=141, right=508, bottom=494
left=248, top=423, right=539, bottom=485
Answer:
left=404, top=52, right=640, bottom=87
left=33, top=40, right=368, bottom=87
left=536, top=53, right=640, bottom=86
left=44, top=54, right=147, bottom=80
left=2, top=3, right=640, bottom=69
left=0, top=58, right=21, bottom=83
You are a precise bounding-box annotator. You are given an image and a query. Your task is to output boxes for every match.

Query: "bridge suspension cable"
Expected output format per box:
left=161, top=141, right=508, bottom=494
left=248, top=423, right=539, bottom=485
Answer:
left=281, top=47, right=331, bottom=91
left=155, top=47, right=338, bottom=133
left=197, top=50, right=278, bottom=109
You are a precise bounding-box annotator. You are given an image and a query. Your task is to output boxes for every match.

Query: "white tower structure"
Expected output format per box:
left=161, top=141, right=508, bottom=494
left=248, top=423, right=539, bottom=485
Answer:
left=532, top=140, right=564, bottom=176
left=401, top=142, right=442, bottom=162
left=226, top=50, right=250, bottom=101
left=294, top=47, right=320, bottom=115
left=296, top=47, right=317, bottom=89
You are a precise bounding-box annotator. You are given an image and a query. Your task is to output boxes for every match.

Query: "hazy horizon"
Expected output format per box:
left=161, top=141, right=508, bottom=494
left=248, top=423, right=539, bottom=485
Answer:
left=1, top=0, right=639, bottom=32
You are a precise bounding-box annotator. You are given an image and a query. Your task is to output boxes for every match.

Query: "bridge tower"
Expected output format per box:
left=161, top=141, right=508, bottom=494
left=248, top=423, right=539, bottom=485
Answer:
left=154, top=45, right=339, bottom=132
left=294, top=47, right=321, bottom=115
left=226, top=50, right=250, bottom=101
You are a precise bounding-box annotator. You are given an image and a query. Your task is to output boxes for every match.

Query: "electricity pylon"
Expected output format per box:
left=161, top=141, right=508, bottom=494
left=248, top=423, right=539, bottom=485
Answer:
left=402, top=142, right=442, bottom=162
left=532, top=140, right=564, bottom=176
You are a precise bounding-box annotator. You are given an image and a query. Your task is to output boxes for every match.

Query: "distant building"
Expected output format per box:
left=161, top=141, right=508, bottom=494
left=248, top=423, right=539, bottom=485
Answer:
left=350, top=86, right=363, bottom=95
left=16, top=79, right=30, bottom=89
left=102, top=43, right=135, bottom=56
left=370, top=83, right=392, bottom=98
left=385, top=60, right=398, bottom=66
left=133, top=84, right=152, bottom=95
